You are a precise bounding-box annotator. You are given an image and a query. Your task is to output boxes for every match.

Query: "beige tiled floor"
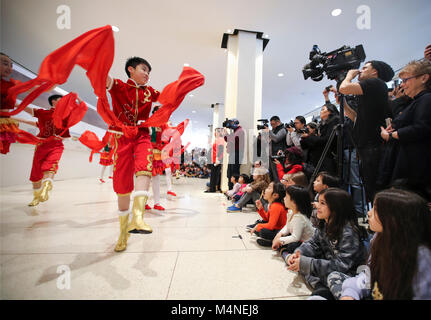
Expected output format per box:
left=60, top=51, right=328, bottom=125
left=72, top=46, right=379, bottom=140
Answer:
left=0, top=177, right=311, bottom=299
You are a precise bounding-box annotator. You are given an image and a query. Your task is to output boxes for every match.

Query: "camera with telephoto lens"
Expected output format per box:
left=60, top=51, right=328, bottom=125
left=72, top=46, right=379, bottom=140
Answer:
left=302, top=44, right=366, bottom=83
left=297, top=127, right=309, bottom=134
left=257, top=119, right=269, bottom=130
left=284, top=120, right=295, bottom=130
left=222, top=118, right=239, bottom=129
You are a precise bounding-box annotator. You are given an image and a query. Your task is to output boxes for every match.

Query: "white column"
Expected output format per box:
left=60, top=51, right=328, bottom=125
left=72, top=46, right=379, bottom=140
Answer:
left=220, top=29, right=267, bottom=192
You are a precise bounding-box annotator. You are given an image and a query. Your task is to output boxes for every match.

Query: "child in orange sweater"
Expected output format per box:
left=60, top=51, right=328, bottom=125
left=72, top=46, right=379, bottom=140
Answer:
left=248, top=182, right=287, bottom=247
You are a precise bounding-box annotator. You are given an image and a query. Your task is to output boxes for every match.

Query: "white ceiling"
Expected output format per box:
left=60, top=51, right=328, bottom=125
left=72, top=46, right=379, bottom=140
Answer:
left=2, top=0, right=431, bottom=145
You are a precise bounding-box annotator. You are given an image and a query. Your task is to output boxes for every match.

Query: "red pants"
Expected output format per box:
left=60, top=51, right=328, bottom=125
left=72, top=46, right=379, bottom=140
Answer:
left=112, top=130, right=153, bottom=195
left=30, top=139, right=64, bottom=182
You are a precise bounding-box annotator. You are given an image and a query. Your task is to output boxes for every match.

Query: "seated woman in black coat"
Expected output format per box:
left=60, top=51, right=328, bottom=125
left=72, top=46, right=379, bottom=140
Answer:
left=380, top=59, right=431, bottom=201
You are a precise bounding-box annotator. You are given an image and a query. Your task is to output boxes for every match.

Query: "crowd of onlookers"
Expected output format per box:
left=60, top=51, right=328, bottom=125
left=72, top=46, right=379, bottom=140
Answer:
left=180, top=45, right=431, bottom=300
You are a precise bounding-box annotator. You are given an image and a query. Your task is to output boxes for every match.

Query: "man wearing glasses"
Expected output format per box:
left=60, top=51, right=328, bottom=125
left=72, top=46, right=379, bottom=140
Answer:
left=338, top=60, right=394, bottom=204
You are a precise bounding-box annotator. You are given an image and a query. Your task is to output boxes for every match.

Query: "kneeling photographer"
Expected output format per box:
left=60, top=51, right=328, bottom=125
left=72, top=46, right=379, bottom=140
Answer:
left=338, top=60, right=394, bottom=203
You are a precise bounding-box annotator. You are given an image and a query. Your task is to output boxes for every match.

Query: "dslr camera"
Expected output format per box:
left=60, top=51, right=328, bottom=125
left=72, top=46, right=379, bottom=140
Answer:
left=303, top=44, right=366, bottom=83
left=271, top=151, right=285, bottom=161
left=257, top=119, right=269, bottom=130
left=284, top=120, right=295, bottom=130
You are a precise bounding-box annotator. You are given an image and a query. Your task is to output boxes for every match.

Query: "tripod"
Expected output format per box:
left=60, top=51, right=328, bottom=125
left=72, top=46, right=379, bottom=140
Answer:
left=307, top=91, right=368, bottom=221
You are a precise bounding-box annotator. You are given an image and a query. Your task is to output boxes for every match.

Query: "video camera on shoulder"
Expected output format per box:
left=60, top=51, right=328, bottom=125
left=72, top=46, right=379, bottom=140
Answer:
left=257, top=119, right=269, bottom=130
left=302, top=44, right=366, bottom=83
left=222, top=118, right=240, bottom=130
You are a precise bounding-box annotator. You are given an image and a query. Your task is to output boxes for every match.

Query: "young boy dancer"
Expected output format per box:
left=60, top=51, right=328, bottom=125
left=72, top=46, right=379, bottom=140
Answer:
left=106, top=57, right=160, bottom=252
left=24, top=94, right=71, bottom=206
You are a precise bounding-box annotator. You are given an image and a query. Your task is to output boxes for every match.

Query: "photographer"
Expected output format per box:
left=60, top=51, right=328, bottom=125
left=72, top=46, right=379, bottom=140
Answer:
left=263, top=116, right=287, bottom=182
left=339, top=60, right=394, bottom=202
left=299, top=122, right=321, bottom=168
left=286, top=116, right=306, bottom=149
left=303, top=90, right=340, bottom=176
left=223, top=119, right=245, bottom=190
left=206, top=129, right=224, bottom=193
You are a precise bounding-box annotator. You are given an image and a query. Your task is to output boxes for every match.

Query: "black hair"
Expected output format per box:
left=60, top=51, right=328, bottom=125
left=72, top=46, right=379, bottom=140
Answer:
left=286, top=185, right=312, bottom=218
left=231, top=174, right=240, bottom=183
left=316, top=171, right=340, bottom=188
left=296, top=116, right=306, bottom=125
left=239, top=174, right=249, bottom=184
left=370, top=189, right=431, bottom=299
left=125, top=56, right=152, bottom=78
left=152, top=105, right=161, bottom=114
left=284, top=149, right=303, bottom=166
left=318, top=188, right=367, bottom=242
left=270, top=116, right=280, bottom=122
left=271, top=182, right=286, bottom=205
left=48, top=94, right=63, bottom=106
left=323, top=103, right=340, bottom=117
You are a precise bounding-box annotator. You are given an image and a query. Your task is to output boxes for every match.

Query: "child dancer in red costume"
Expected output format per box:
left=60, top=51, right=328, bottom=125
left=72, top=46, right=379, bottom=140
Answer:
left=16, top=94, right=73, bottom=206
left=106, top=57, right=160, bottom=252
left=149, top=105, right=168, bottom=211
left=0, top=53, right=20, bottom=154
left=99, top=143, right=114, bottom=183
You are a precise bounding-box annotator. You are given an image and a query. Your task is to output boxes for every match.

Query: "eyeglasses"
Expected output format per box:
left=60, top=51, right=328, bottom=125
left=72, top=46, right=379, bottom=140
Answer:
left=399, top=74, right=422, bottom=84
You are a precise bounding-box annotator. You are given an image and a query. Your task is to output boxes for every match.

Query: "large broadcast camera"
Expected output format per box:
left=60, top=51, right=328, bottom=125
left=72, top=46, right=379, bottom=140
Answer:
left=257, top=119, right=269, bottom=130
left=302, top=44, right=366, bottom=83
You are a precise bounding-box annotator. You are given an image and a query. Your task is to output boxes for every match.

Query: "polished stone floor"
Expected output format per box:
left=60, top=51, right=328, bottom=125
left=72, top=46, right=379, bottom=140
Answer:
left=0, top=176, right=311, bottom=300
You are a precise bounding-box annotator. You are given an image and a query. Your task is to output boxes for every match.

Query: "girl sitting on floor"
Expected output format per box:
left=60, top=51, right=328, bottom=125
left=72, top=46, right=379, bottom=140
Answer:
left=286, top=188, right=368, bottom=300
left=327, top=189, right=431, bottom=300
left=272, top=185, right=315, bottom=257
left=231, top=174, right=249, bottom=202
left=248, top=182, right=288, bottom=247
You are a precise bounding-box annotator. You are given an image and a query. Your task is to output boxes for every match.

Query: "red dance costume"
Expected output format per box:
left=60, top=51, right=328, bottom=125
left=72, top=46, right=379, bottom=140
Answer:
left=99, top=146, right=114, bottom=166
left=30, top=108, right=70, bottom=182
left=0, top=78, right=20, bottom=154
left=151, top=123, right=169, bottom=176
left=108, top=79, right=160, bottom=195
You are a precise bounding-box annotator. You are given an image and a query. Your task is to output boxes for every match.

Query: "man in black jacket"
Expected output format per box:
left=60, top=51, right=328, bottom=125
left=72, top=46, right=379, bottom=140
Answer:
left=264, top=116, right=286, bottom=182
left=224, top=119, right=245, bottom=190
left=339, top=60, right=394, bottom=203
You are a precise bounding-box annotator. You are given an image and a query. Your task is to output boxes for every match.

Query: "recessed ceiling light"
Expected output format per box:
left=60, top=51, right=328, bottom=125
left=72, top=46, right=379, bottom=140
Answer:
left=331, top=9, right=342, bottom=16
left=277, top=73, right=284, bottom=77
left=192, top=110, right=196, bottom=113
left=184, top=63, right=190, bottom=67
left=111, top=26, right=120, bottom=32
left=189, top=94, right=194, bottom=97
left=263, top=34, right=269, bottom=38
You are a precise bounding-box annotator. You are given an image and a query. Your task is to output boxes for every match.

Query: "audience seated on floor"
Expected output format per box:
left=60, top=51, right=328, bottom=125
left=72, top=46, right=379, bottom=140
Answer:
left=246, top=182, right=288, bottom=247
left=273, top=185, right=315, bottom=256
left=227, top=167, right=270, bottom=212
left=327, top=188, right=431, bottom=300
left=310, top=171, right=340, bottom=227
left=286, top=188, right=368, bottom=300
